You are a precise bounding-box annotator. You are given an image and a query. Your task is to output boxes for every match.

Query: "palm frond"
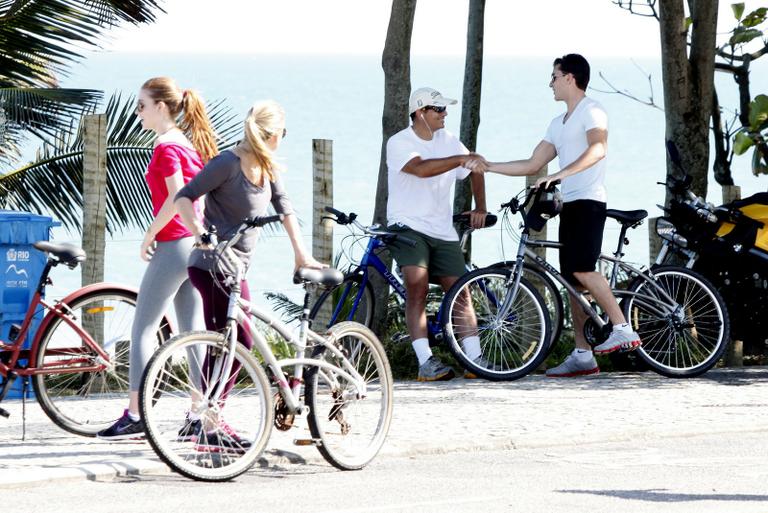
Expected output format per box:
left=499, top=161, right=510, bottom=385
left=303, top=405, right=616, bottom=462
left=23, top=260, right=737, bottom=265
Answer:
left=263, top=291, right=303, bottom=321
left=0, top=87, right=101, bottom=142
left=0, top=0, right=164, bottom=88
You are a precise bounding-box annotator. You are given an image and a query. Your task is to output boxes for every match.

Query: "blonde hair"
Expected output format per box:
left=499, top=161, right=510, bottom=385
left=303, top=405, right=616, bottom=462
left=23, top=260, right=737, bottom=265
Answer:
left=141, top=77, right=218, bottom=163
left=237, top=100, right=285, bottom=183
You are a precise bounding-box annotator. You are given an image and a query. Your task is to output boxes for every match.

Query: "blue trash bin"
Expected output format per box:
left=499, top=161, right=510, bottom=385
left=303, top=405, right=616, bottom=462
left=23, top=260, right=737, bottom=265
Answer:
left=0, top=211, right=60, bottom=399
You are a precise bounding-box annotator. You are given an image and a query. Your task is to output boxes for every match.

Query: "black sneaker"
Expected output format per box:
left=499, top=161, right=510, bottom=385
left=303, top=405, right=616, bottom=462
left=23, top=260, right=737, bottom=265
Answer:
left=97, top=409, right=145, bottom=440
left=177, top=415, right=202, bottom=442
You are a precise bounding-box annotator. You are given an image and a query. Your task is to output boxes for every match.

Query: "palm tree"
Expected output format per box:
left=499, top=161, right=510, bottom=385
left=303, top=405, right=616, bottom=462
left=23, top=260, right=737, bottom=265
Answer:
left=0, top=92, right=241, bottom=234
left=0, top=0, right=164, bottom=166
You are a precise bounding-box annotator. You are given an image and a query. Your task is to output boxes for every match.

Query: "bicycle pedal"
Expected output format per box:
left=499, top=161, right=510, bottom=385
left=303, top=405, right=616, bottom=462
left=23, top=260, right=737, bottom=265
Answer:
left=293, top=438, right=321, bottom=446
left=391, top=332, right=410, bottom=344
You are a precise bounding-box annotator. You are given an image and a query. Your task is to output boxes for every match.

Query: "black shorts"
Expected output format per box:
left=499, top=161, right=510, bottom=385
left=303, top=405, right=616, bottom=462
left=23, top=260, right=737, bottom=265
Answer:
left=558, top=200, right=606, bottom=286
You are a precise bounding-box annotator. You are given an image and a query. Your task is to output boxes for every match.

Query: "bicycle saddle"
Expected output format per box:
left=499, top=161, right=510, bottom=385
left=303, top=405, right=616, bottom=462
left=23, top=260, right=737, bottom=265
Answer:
left=452, top=213, right=498, bottom=228
left=606, top=209, right=648, bottom=227
left=33, top=241, right=87, bottom=264
left=293, top=267, right=344, bottom=288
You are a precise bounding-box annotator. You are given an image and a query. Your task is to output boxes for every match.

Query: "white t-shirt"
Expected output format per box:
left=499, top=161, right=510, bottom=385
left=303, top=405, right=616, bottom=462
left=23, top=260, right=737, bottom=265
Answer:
left=386, top=126, right=470, bottom=241
left=544, top=96, right=608, bottom=203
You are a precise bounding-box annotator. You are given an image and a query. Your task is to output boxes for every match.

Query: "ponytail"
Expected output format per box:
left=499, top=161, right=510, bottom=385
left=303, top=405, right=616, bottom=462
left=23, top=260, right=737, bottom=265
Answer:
left=180, top=89, right=218, bottom=163
left=238, top=100, right=285, bottom=182
left=141, top=77, right=219, bottom=163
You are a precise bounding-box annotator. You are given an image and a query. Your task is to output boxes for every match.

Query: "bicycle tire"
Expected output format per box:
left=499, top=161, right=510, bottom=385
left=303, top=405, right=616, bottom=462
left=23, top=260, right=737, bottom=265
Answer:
left=140, top=331, right=273, bottom=482
left=488, top=260, right=564, bottom=350
left=442, top=267, right=551, bottom=381
left=309, top=273, right=375, bottom=329
left=623, top=266, right=730, bottom=378
left=305, top=321, right=393, bottom=470
left=32, top=287, right=172, bottom=437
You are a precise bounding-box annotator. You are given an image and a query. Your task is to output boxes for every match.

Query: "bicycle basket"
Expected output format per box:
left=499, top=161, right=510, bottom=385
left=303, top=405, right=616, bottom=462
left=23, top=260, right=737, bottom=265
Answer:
left=525, top=185, right=563, bottom=231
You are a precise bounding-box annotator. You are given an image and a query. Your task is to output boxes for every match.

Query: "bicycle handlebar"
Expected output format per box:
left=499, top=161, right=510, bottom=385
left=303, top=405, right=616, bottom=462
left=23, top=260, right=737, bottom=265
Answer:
left=244, top=214, right=285, bottom=228
left=452, top=213, right=498, bottom=228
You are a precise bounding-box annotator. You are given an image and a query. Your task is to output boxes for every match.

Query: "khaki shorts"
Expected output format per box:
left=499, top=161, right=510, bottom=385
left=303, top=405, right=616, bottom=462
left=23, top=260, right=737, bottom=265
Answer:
left=386, top=225, right=466, bottom=279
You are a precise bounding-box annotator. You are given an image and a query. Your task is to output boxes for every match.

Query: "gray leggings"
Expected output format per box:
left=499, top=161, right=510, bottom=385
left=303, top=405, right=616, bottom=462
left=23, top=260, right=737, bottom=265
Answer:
left=129, top=237, right=204, bottom=391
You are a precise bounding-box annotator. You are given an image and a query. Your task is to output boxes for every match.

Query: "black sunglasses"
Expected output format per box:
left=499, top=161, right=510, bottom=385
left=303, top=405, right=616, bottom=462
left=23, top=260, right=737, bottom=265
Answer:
left=424, top=105, right=447, bottom=113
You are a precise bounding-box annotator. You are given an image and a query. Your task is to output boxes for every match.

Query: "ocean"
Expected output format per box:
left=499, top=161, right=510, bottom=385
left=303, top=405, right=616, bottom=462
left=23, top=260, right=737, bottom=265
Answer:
left=26, top=53, right=768, bottom=309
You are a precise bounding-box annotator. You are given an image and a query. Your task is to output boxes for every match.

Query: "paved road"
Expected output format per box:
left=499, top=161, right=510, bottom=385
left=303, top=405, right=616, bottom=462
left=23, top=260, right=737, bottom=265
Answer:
left=1, top=368, right=767, bottom=499
left=7, top=431, right=768, bottom=513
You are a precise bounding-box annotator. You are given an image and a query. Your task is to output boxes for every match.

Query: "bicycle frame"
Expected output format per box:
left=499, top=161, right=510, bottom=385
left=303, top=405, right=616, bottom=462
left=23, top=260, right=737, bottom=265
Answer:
left=201, top=253, right=368, bottom=416
left=0, top=260, right=113, bottom=390
left=506, top=227, right=686, bottom=331
left=330, top=237, right=405, bottom=325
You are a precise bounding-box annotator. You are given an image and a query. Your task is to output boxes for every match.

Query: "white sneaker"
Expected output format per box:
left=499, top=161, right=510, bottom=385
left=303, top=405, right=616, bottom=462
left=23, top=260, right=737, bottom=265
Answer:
left=546, top=351, right=599, bottom=378
left=593, top=329, right=642, bottom=355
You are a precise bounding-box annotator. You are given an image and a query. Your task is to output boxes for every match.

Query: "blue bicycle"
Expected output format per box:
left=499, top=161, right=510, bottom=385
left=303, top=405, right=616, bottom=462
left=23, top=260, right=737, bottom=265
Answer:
left=310, top=207, right=552, bottom=381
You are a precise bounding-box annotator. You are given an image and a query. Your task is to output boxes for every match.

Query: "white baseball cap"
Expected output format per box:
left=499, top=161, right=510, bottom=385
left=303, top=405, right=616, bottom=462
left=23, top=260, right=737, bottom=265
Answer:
left=408, top=87, right=457, bottom=114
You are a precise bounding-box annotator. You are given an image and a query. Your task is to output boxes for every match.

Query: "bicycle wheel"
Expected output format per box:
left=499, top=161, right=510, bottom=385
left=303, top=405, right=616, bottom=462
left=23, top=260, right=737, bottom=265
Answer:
left=32, top=288, right=172, bottom=436
left=489, top=261, right=563, bottom=349
left=442, top=267, right=551, bottom=381
left=310, top=273, right=375, bottom=329
left=304, top=321, right=393, bottom=470
left=140, top=331, right=273, bottom=482
left=623, top=266, right=730, bottom=378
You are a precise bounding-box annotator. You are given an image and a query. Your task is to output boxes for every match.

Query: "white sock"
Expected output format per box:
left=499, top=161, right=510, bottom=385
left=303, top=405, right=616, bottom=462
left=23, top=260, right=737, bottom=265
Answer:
left=573, top=348, right=593, bottom=361
left=613, top=322, right=632, bottom=334
left=127, top=410, right=140, bottom=422
left=187, top=411, right=200, bottom=421
left=411, top=338, right=432, bottom=366
left=461, top=335, right=482, bottom=361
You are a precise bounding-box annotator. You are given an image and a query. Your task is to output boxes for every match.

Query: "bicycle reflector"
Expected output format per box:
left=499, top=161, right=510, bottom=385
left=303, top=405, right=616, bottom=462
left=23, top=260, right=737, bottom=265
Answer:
left=525, top=185, right=563, bottom=231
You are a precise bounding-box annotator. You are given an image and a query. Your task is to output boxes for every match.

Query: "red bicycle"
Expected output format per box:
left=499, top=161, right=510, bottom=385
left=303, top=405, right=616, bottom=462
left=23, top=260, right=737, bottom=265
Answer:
left=0, top=241, right=172, bottom=436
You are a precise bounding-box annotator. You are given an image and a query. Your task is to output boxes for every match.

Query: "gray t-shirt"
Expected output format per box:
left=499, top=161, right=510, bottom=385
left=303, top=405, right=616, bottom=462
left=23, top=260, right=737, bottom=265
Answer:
left=175, top=150, right=294, bottom=272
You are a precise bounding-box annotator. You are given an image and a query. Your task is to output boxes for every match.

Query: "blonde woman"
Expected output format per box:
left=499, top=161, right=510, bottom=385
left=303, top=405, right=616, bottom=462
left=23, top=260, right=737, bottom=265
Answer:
left=98, top=77, right=215, bottom=440
left=174, top=100, right=323, bottom=451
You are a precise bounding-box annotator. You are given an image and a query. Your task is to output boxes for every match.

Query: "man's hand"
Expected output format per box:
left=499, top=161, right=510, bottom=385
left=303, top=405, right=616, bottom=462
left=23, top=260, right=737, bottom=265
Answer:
left=464, top=208, right=488, bottom=229
left=463, top=153, right=489, bottom=173
left=534, top=175, right=558, bottom=190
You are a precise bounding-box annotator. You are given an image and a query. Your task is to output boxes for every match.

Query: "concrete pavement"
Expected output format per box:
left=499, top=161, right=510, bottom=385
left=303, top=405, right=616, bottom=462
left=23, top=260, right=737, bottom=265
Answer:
left=1, top=367, right=767, bottom=486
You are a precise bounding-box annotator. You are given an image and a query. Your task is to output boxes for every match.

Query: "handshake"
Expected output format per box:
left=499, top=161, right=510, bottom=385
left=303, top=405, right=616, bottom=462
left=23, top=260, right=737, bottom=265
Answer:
left=462, top=153, right=491, bottom=174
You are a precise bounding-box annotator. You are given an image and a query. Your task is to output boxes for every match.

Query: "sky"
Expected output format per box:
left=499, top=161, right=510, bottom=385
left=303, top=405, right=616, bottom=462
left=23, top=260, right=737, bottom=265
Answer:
left=99, top=0, right=762, bottom=58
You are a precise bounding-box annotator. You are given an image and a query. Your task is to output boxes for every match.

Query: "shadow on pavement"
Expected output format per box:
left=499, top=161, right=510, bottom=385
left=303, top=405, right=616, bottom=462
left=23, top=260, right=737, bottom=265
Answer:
left=558, top=488, right=768, bottom=503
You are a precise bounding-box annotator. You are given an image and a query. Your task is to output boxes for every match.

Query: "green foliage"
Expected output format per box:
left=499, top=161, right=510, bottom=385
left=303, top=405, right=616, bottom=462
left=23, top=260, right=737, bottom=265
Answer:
left=734, top=131, right=755, bottom=155
left=0, top=1, right=164, bottom=168
left=732, top=3, right=746, bottom=21
left=742, top=7, right=768, bottom=28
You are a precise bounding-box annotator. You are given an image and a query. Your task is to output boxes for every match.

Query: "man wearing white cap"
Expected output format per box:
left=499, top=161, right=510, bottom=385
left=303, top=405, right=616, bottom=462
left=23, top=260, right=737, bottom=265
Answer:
left=386, top=86, right=488, bottom=381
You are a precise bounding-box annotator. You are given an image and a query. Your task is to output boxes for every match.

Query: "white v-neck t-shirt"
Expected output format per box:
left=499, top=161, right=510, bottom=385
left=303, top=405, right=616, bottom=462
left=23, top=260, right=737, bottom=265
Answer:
left=544, top=96, right=608, bottom=203
left=386, top=126, right=470, bottom=241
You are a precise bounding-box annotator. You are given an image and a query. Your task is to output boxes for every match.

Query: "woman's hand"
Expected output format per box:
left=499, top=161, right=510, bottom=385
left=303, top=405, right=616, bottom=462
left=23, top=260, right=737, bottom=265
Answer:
left=294, top=254, right=326, bottom=273
left=140, top=231, right=156, bottom=261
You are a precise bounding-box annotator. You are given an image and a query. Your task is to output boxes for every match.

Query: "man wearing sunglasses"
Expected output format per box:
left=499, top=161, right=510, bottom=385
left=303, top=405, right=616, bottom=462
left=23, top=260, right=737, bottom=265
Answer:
left=480, top=54, right=642, bottom=378
left=386, top=86, right=488, bottom=382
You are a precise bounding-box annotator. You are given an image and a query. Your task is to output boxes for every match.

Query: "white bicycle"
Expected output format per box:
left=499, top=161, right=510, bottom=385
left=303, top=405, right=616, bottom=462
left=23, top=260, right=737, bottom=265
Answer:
left=139, top=215, right=393, bottom=481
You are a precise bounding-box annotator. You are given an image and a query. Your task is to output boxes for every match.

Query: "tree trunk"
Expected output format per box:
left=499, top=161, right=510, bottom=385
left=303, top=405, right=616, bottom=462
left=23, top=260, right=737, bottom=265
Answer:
left=454, top=0, right=485, bottom=263
left=658, top=0, right=718, bottom=203
left=371, top=0, right=416, bottom=336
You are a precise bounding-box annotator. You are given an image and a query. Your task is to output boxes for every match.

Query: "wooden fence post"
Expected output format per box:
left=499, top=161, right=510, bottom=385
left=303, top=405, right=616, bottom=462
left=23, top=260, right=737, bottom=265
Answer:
left=312, top=139, right=334, bottom=327
left=722, top=185, right=743, bottom=368
left=81, top=114, right=107, bottom=286
left=525, top=165, right=548, bottom=259
left=81, top=113, right=108, bottom=348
